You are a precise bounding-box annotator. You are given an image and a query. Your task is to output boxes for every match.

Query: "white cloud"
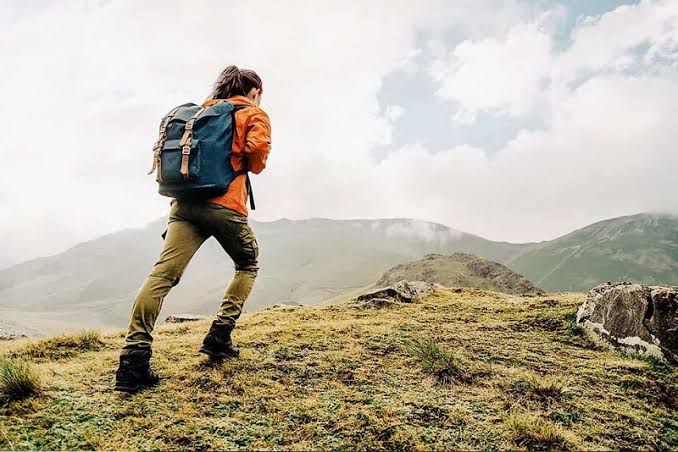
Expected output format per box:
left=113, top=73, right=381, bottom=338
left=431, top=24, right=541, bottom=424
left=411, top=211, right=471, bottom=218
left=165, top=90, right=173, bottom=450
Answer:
left=384, top=105, right=406, bottom=122
left=432, top=0, right=678, bottom=123
left=0, top=0, right=527, bottom=264
left=1, top=0, right=676, bottom=267
left=367, top=74, right=678, bottom=242
left=557, top=0, right=678, bottom=79
left=433, top=20, right=554, bottom=122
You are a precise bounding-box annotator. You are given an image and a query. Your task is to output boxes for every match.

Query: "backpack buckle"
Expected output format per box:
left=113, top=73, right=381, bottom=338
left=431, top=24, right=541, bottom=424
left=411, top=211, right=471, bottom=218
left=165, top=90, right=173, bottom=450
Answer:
left=181, top=145, right=191, bottom=155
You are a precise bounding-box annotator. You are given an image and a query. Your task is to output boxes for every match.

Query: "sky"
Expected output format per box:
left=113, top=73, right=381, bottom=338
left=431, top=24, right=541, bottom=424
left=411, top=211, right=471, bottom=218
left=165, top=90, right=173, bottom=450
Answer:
left=1, top=0, right=677, bottom=268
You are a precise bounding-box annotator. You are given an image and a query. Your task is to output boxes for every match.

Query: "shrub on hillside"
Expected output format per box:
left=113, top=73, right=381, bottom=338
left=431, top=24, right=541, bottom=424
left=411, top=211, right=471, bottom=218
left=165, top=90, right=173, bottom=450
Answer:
left=0, top=359, right=42, bottom=404
left=508, top=372, right=571, bottom=406
left=505, top=413, right=571, bottom=450
left=402, top=336, right=485, bottom=385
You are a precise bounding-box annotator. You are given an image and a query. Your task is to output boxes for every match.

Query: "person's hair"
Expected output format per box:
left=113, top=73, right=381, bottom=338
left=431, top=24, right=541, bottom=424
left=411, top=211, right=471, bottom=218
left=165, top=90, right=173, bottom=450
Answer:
left=209, top=65, right=263, bottom=100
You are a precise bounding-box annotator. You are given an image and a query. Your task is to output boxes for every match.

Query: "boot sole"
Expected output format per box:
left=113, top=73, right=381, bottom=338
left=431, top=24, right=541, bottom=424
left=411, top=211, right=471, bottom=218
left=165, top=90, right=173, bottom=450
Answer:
left=199, top=346, right=239, bottom=361
left=114, top=384, right=141, bottom=393
left=114, top=380, right=159, bottom=393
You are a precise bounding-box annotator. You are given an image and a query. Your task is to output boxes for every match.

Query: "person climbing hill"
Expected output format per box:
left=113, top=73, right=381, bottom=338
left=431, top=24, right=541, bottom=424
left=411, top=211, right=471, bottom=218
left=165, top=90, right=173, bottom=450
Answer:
left=114, top=65, right=271, bottom=393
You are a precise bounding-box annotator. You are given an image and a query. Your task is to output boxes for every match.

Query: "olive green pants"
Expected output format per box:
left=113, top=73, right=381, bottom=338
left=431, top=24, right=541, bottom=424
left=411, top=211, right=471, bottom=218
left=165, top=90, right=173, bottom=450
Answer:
left=123, top=201, right=259, bottom=352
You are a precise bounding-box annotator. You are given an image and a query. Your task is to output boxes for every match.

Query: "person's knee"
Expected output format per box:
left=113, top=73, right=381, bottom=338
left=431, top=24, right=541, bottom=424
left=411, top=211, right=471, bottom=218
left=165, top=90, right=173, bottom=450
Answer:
left=234, top=262, right=259, bottom=275
left=149, top=264, right=183, bottom=286
left=235, top=243, right=259, bottom=274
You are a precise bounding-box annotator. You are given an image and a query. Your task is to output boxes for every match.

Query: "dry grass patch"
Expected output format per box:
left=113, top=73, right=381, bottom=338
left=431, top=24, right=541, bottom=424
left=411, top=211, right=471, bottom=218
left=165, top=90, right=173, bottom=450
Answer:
left=401, top=336, right=488, bottom=385
left=7, top=330, right=105, bottom=361
left=505, top=413, right=572, bottom=450
left=507, top=372, right=571, bottom=407
left=0, top=359, right=42, bottom=405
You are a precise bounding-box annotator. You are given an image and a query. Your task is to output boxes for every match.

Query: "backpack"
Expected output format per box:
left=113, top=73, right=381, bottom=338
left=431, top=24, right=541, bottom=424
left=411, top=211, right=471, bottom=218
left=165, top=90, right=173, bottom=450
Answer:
left=147, top=100, right=255, bottom=208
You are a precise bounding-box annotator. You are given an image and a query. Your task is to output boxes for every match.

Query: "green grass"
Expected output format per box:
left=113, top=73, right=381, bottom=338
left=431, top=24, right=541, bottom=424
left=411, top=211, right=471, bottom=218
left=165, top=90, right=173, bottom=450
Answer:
left=401, top=336, right=485, bottom=385
left=0, top=359, right=42, bottom=405
left=0, top=288, right=675, bottom=450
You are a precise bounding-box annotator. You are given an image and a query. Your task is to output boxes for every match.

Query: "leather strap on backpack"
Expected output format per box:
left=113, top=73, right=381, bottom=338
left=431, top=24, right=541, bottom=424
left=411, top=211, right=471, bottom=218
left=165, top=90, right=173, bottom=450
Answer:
left=148, top=106, right=182, bottom=181
left=178, top=107, right=207, bottom=179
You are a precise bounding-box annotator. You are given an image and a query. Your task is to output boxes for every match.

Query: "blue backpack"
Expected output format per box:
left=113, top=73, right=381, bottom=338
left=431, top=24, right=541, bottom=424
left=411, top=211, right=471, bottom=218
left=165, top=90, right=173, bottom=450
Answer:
left=147, top=100, right=255, bottom=208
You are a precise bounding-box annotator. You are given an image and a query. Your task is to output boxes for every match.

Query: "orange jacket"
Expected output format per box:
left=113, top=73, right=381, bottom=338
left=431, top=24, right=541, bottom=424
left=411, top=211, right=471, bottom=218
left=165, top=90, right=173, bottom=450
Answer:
left=202, top=95, right=271, bottom=216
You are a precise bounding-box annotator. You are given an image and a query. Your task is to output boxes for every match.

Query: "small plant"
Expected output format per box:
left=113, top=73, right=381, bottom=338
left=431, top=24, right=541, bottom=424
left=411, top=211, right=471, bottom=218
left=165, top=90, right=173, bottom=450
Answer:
left=505, top=413, right=570, bottom=450
left=273, top=345, right=297, bottom=361
left=402, top=336, right=477, bottom=385
left=0, top=359, right=42, bottom=404
left=563, top=310, right=585, bottom=337
left=510, top=373, right=570, bottom=405
left=9, top=330, right=105, bottom=360
left=628, top=352, right=673, bottom=375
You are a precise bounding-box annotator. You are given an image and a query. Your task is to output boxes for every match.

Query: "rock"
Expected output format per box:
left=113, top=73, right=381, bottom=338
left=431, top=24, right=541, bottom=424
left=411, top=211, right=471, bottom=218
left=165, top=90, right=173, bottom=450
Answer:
left=356, top=280, right=437, bottom=305
left=265, top=303, right=303, bottom=311
left=576, top=282, right=677, bottom=362
left=0, top=327, right=28, bottom=341
left=0, top=333, right=28, bottom=341
left=165, top=314, right=206, bottom=323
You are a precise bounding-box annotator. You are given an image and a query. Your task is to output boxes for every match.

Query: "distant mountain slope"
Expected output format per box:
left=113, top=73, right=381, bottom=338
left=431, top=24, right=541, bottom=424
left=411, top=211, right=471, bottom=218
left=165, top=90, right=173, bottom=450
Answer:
left=377, top=253, right=544, bottom=296
left=0, top=218, right=511, bottom=334
left=1, top=213, right=676, bottom=334
left=507, top=213, right=678, bottom=291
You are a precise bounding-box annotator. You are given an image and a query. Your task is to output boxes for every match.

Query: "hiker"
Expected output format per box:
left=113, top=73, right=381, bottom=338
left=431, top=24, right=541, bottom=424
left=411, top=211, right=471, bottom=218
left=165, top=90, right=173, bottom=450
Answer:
left=114, top=65, right=271, bottom=393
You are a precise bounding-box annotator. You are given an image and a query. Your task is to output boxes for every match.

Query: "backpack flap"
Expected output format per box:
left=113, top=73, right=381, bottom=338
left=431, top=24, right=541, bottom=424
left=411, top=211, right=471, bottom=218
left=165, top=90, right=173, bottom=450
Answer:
left=159, top=139, right=201, bottom=182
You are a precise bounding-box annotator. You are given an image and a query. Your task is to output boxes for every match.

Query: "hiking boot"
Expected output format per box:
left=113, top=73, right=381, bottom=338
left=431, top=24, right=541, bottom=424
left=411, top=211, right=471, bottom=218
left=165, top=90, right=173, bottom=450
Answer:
left=199, top=321, right=240, bottom=361
left=114, top=349, right=160, bottom=393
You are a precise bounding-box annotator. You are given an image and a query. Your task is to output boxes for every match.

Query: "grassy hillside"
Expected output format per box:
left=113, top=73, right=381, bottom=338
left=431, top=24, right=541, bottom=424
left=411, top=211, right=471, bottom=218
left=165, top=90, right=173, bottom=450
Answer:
left=1, top=288, right=675, bottom=450
left=508, top=213, right=678, bottom=291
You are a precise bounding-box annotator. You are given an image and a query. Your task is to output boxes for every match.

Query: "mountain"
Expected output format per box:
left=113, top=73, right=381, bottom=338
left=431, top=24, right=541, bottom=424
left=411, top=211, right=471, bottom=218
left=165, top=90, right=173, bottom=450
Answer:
left=0, top=213, right=676, bottom=335
left=377, top=253, right=544, bottom=296
left=0, top=218, right=509, bottom=335
left=506, top=213, right=678, bottom=291
left=1, top=288, right=675, bottom=450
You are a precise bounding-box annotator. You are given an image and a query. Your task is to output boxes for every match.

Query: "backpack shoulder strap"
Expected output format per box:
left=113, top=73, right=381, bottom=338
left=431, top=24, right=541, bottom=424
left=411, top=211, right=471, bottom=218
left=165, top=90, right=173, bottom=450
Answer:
left=177, top=107, right=208, bottom=179
left=148, top=105, right=183, bottom=178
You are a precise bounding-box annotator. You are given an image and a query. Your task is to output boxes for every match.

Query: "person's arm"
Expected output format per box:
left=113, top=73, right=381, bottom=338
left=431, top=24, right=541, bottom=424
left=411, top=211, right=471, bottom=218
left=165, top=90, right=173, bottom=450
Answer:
left=243, top=110, right=271, bottom=174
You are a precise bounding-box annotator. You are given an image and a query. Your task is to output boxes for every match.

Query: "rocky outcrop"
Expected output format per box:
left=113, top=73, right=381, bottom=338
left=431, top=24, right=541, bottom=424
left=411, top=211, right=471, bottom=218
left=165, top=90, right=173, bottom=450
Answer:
left=576, top=282, right=677, bottom=363
left=0, top=326, right=28, bottom=341
left=265, top=302, right=303, bottom=311
left=165, top=314, right=206, bottom=323
left=354, top=280, right=437, bottom=307
left=0, top=330, right=27, bottom=341
left=377, top=253, right=544, bottom=296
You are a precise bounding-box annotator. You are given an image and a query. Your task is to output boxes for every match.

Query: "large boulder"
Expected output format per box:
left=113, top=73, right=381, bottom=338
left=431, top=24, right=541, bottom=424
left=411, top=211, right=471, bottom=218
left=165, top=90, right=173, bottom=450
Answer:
left=354, top=280, right=437, bottom=307
left=576, top=282, right=677, bottom=363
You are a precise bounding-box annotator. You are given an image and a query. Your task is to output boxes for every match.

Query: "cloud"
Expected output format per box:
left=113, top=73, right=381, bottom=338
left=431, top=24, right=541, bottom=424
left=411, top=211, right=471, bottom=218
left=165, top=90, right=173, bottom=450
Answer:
left=384, top=105, right=407, bottom=122
left=355, top=73, right=678, bottom=242
left=0, top=0, right=528, bottom=264
left=433, top=20, right=554, bottom=122
left=432, top=0, right=678, bottom=123
left=1, top=0, right=677, bottom=267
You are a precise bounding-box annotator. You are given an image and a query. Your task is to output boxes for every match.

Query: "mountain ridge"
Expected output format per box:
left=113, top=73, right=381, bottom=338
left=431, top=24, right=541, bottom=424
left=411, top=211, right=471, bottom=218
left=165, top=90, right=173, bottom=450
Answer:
left=1, top=212, right=676, bottom=335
